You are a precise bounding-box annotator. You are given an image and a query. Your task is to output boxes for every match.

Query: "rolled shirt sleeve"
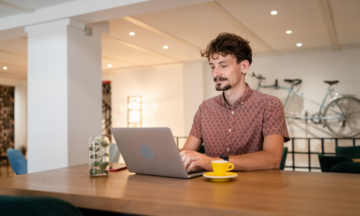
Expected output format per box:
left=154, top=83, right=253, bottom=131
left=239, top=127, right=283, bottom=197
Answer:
left=189, top=105, right=203, bottom=142
left=262, top=96, right=290, bottom=142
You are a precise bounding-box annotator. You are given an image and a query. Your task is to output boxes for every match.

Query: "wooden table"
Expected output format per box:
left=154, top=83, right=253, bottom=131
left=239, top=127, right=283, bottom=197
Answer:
left=0, top=164, right=360, bottom=216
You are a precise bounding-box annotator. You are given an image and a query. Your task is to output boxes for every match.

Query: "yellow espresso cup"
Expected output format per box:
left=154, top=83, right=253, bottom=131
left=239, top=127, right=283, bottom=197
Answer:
left=211, top=160, right=234, bottom=176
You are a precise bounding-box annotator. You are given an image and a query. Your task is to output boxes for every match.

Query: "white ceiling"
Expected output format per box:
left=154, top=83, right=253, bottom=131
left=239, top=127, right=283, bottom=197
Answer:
left=0, top=0, right=360, bottom=77
left=0, top=0, right=74, bottom=18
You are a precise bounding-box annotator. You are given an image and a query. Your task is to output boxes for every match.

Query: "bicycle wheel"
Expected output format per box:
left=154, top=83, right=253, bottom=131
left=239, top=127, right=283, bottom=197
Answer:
left=323, top=97, right=360, bottom=137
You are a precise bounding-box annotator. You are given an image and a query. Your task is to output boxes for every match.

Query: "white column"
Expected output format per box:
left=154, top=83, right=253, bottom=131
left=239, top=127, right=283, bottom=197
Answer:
left=183, top=60, right=205, bottom=136
left=26, top=19, right=109, bottom=173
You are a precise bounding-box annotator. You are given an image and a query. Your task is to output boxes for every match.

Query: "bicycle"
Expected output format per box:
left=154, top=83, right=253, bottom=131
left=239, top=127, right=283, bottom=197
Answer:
left=251, top=72, right=360, bottom=138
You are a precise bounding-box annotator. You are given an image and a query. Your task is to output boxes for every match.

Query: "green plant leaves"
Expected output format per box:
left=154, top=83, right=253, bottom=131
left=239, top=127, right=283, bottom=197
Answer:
left=92, top=161, right=100, bottom=167
left=101, top=141, right=109, bottom=148
left=89, top=169, right=101, bottom=175
left=99, top=162, right=109, bottom=173
left=89, top=143, right=100, bottom=151
left=89, top=147, right=101, bottom=152
left=89, top=137, right=109, bottom=176
left=90, top=154, right=100, bottom=159
left=92, top=159, right=103, bottom=167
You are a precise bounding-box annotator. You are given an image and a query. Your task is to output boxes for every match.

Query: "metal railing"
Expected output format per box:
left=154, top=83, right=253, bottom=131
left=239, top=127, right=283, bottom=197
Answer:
left=173, top=136, right=360, bottom=172
left=286, top=137, right=359, bottom=171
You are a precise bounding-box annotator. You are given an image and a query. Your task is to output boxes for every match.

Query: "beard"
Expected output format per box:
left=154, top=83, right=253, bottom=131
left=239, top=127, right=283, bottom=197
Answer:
left=214, top=76, right=231, bottom=91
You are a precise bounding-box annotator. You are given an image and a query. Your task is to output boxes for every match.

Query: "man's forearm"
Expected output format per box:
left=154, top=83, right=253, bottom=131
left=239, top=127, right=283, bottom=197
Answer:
left=228, top=150, right=281, bottom=171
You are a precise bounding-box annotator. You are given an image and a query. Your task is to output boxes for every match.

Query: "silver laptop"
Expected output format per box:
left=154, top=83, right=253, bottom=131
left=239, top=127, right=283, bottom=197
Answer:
left=111, top=127, right=206, bottom=179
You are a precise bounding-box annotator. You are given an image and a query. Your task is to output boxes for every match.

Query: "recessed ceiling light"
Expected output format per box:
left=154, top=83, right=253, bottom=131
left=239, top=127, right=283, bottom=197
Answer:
left=129, top=32, right=135, bottom=36
left=286, top=30, right=292, bottom=34
left=271, top=11, right=278, bottom=15
left=107, top=64, right=112, bottom=68
left=163, top=45, right=168, bottom=49
left=3, top=66, right=7, bottom=70
left=296, top=43, right=302, bottom=47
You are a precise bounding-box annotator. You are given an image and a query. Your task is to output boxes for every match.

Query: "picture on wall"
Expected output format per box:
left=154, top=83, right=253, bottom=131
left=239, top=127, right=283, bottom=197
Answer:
left=0, top=85, right=14, bottom=157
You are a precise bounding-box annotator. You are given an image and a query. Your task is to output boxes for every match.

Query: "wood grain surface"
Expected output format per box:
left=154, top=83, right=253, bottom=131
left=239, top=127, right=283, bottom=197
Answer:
left=0, top=164, right=359, bottom=216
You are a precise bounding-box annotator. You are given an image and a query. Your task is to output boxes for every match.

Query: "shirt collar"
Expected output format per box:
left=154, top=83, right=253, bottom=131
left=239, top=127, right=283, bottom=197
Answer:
left=217, top=83, right=253, bottom=108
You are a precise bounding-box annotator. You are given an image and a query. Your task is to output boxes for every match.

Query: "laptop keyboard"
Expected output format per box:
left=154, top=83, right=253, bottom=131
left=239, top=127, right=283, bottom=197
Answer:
left=187, top=169, right=207, bottom=177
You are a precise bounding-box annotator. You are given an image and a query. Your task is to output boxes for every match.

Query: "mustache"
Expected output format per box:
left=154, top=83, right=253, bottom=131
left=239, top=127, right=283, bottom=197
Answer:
left=214, top=77, right=228, bottom=82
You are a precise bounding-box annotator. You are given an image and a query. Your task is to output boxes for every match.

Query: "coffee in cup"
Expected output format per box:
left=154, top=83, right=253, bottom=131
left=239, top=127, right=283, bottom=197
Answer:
left=211, top=160, right=234, bottom=176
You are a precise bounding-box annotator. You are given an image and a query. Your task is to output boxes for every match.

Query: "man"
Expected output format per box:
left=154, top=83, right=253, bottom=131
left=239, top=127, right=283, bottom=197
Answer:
left=180, top=33, right=290, bottom=172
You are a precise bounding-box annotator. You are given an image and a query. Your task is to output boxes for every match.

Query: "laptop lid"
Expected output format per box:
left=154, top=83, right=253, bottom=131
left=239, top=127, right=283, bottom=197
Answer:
left=111, top=127, right=191, bottom=178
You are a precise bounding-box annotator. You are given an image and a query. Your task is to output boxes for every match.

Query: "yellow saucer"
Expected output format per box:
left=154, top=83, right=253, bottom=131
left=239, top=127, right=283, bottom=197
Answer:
left=203, top=172, right=238, bottom=182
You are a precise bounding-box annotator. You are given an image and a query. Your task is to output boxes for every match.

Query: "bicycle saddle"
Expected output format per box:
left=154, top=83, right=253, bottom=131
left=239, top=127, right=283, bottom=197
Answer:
left=324, top=80, right=339, bottom=85
left=284, top=79, right=302, bottom=86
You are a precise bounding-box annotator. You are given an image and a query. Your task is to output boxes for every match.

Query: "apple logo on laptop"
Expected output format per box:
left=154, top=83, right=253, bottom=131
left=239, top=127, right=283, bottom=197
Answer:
left=139, top=144, right=154, bottom=159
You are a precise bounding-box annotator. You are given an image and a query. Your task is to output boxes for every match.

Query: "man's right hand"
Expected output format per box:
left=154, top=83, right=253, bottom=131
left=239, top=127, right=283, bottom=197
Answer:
left=179, top=150, right=214, bottom=172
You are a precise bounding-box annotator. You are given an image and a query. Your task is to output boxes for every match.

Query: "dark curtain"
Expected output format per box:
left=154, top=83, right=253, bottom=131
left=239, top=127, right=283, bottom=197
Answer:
left=0, top=85, right=14, bottom=157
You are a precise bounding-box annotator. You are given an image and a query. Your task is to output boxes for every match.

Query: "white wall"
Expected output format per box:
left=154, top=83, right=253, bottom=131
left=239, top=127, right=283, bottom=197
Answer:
left=111, top=63, right=184, bottom=138
left=183, top=60, right=205, bottom=136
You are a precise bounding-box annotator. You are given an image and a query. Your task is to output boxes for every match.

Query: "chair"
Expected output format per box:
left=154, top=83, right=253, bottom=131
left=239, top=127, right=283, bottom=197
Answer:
left=109, top=143, right=120, bottom=163
left=0, top=195, right=83, bottom=216
left=198, top=144, right=205, bottom=154
left=336, top=146, right=360, bottom=159
left=279, top=147, right=288, bottom=170
left=318, top=153, right=353, bottom=172
left=329, top=162, right=360, bottom=174
left=7, top=149, right=27, bottom=175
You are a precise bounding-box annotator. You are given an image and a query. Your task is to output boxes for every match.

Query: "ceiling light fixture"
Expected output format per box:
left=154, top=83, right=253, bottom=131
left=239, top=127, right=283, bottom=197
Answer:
left=107, top=64, right=112, bottom=68
left=296, top=43, right=302, bottom=47
left=286, top=30, right=292, bottom=34
left=271, top=11, right=278, bottom=15
left=3, top=66, right=7, bottom=70
left=129, top=32, right=135, bottom=36
left=163, top=45, right=169, bottom=49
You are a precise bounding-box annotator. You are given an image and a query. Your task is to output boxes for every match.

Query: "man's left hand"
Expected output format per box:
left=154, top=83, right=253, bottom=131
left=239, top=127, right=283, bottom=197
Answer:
left=179, top=150, right=214, bottom=172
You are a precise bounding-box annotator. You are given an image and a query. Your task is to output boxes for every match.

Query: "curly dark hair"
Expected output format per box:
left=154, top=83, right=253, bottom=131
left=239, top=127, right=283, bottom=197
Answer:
left=200, top=32, right=252, bottom=65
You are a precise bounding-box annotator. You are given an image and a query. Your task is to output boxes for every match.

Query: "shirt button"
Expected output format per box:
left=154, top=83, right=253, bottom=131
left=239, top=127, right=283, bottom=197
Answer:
left=227, top=148, right=229, bottom=151
left=229, top=129, right=231, bottom=132
left=231, top=111, right=234, bottom=114
left=241, top=102, right=244, bottom=105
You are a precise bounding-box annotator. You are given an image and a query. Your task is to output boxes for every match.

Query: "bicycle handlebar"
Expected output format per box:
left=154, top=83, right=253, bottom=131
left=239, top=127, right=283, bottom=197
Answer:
left=284, top=79, right=302, bottom=86
left=251, top=72, right=265, bottom=80
left=253, top=72, right=302, bottom=88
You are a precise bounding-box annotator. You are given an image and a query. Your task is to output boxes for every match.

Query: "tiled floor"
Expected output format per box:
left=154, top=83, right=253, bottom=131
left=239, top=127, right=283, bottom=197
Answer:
left=0, top=164, right=15, bottom=178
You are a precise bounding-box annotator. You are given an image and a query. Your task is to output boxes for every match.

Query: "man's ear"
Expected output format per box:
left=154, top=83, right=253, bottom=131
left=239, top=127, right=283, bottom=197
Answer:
left=241, top=60, right=250, bottom=75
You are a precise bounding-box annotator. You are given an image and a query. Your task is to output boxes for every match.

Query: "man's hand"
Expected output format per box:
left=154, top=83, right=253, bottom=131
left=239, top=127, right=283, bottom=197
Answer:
left=179, top=150, right=215, bottom=172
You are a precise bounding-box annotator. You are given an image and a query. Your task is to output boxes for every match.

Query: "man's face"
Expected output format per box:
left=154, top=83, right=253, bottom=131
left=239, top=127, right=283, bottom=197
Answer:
left=209, top=53, right=243, bottom=91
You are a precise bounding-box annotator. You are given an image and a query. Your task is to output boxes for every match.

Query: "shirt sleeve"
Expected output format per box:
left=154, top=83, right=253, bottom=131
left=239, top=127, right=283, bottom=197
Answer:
left=262, top=96, right=290, bottom=142
left=189, top=105, right=203, bottom=142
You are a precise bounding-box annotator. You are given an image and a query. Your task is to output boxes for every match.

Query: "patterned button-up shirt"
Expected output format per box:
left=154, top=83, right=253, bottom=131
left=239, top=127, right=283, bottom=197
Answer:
left=190, top=84, right=290, bottom=157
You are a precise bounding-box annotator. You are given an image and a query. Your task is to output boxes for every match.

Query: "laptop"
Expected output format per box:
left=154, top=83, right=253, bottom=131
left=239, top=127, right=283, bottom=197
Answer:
left=111, top=127, right=206, bottom=178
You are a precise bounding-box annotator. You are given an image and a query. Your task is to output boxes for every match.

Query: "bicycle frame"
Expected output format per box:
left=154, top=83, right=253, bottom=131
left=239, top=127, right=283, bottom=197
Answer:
left=256, top=81, right=345, bottom=121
